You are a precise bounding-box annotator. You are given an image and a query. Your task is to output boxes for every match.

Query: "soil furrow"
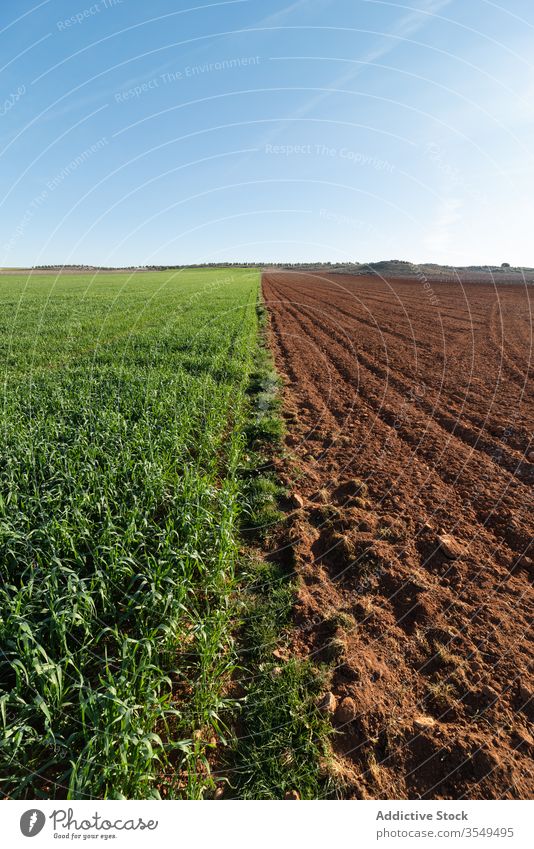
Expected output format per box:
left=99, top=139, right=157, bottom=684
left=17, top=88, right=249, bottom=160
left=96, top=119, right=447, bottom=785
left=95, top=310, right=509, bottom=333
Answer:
left=262, top=270, right=534, bottom=801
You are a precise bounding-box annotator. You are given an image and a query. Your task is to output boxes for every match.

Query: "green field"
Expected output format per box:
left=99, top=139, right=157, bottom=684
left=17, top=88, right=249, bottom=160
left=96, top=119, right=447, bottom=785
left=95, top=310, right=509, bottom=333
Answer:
left=0, top=268, right=260, bottom=798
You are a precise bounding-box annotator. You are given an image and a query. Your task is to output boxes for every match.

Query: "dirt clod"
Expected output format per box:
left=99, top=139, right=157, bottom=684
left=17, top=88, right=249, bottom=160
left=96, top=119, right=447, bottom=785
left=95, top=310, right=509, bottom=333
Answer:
left=284, top=789, right=301, bottom=800
left=335, top=697, right=358, bottom=724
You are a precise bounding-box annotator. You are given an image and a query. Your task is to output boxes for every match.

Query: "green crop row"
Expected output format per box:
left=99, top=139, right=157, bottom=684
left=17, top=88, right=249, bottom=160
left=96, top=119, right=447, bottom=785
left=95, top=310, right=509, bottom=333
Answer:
left=0, top=268, right=259, bottom=799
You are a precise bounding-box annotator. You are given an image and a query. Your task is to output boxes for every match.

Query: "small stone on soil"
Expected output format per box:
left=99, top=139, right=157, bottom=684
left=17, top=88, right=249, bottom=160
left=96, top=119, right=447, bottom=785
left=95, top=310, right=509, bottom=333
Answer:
left=437, top=533, right=465, bottom=559
left=414, top=715, right=437, bottom=730
left=287, top=492, right=304, bottom=509
left=318, top=691, right=337, bottom=714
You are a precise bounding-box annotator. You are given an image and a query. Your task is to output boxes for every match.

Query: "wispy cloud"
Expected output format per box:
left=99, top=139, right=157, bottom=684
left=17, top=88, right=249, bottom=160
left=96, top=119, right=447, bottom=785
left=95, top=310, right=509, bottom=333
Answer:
left=292, top=0, right=455, bottom=118
left=250, top=0, right=454, bottom=162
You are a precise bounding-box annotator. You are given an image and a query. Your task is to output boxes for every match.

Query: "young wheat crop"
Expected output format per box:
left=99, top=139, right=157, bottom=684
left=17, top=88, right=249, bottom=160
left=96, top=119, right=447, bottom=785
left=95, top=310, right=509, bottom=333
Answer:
left=0, top=268, right=259, bottom=799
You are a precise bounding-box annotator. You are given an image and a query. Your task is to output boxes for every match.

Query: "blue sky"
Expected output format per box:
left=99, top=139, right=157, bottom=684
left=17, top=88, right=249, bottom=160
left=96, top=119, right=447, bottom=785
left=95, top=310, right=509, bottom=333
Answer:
left=1, top=0, right=533, bottom=267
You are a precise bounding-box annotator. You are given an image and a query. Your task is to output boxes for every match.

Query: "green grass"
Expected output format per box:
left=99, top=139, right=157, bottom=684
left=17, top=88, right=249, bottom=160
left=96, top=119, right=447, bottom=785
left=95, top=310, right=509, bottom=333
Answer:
left=0, top=268, right=259, bottom=799
left=224, top=305, right=334, bottom=800
left=229, top=558, right=333, bottom=800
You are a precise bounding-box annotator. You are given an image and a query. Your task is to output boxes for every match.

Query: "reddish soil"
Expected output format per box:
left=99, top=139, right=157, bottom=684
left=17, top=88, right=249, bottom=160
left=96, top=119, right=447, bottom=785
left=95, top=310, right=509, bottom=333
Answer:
left=262, top=270, right=534, bottom=800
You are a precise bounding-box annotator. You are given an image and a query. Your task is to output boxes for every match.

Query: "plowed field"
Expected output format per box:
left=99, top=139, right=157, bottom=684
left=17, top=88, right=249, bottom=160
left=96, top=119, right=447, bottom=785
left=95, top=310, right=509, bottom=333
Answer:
left=263, top=270, right=534, bottom=799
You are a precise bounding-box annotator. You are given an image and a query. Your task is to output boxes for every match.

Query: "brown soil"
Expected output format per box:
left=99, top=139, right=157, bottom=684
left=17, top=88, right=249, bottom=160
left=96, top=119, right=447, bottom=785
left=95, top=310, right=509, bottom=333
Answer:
left=262, top=270, right=534, bottom=800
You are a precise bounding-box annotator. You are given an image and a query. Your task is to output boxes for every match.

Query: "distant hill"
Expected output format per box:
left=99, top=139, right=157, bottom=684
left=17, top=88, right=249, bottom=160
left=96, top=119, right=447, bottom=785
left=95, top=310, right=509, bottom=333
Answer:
left=276, top=260, right=534, bottom=284
left=2, top=261, right=533, bottom=283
